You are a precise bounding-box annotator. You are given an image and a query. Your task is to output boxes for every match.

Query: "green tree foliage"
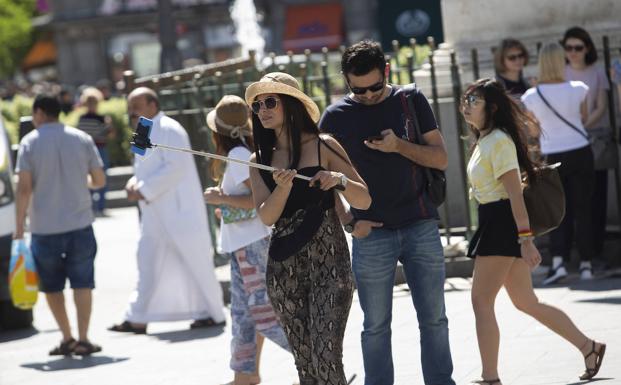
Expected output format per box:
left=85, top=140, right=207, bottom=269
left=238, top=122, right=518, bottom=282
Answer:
left=0, top=0, right=36, bottom=78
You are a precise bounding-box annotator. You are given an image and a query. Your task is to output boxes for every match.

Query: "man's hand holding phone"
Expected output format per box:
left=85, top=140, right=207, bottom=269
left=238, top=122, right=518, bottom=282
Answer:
left=364, top=129, right=401, bottom=153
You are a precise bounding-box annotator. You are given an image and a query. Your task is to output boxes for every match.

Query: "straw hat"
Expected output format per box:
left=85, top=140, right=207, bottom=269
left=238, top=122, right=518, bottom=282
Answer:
left=245, top=72, right=320, bottom=123
left=206, top=95, right=252, bottom=138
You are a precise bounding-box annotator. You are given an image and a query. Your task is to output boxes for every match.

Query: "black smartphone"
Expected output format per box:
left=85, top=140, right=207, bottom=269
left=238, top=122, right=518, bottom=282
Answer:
left=367, top=135, right=384, bottom=142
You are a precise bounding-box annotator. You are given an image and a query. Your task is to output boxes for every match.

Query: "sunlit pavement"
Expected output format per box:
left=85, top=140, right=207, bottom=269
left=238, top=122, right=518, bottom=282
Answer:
left=1, top=207, right=619, bottom=385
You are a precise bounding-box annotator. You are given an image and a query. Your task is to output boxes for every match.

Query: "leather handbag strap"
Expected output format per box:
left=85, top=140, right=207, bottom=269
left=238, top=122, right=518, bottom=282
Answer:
left=398, top=84, right=433, bottom=181
left=535, top=86, right=589, bottom=141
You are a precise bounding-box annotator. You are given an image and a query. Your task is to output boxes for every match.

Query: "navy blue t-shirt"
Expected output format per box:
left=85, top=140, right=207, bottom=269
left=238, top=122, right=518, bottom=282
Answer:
left=319, top=85, right=439, bottom=229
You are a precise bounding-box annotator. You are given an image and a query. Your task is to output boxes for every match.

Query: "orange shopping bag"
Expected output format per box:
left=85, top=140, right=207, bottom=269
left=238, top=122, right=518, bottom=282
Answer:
left=8, top=237, right=39, bottom=310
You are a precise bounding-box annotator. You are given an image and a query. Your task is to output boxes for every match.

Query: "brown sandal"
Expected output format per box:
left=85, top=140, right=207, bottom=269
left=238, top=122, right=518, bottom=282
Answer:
left=189, top=318, right=226, bottom=329
left=580, top=340, right=606, bottom=380
left=108, top=320, right=147, bottom=334
left=72, top=340, right=102, bottom=356
left=49, top=338, right=76, bottom=356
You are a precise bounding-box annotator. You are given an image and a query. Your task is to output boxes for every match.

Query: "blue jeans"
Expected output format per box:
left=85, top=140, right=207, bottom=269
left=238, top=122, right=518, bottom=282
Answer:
left=352, top=219, right=455, bottom=385
left=31, top=226, right=97, bottom=293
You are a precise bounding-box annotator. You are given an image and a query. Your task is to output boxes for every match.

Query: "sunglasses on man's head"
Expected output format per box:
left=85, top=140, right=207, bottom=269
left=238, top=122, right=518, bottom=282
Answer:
left=564, top=44, right=585, bottom=52
left=506, top=53, right=525, bottom=61
left=251, top=96, right=279, bottom=114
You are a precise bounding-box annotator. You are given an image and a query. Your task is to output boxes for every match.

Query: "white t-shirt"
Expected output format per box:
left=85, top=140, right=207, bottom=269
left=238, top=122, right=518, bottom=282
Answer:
left=521, top=81, right=590, bottom=155
left=218, top=146, right=271, bottom=253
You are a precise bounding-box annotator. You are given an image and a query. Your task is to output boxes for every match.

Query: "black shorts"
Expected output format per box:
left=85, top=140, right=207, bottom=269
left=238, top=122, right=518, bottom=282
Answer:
left=467, top=199, right=521, bottom=259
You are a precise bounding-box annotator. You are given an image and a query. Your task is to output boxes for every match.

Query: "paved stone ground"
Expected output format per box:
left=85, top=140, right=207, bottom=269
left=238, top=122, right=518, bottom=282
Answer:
left=1, top=207, right=619, bottom=385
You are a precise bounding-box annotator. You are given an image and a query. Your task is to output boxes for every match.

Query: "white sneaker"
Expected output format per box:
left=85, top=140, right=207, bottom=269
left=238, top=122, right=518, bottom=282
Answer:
left=580, top=267, right=593, bottom=280
left=532, top=265, right=550, bottom=276
left=543, top=265, right=568, bottom=285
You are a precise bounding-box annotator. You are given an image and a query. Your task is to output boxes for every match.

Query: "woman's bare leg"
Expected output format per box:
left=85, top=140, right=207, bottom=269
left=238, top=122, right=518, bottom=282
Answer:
left=503, top=260, right=602, bottom=365
left=471, top=256, right=515, bottom=381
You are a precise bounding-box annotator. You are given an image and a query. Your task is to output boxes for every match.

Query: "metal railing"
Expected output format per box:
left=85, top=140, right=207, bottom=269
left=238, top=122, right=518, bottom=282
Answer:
left=123, top=34, right=621, bottom=259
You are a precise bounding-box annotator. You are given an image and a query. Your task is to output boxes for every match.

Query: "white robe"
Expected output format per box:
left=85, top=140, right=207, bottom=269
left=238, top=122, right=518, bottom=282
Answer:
left=125, top=112, right=225, bottom=323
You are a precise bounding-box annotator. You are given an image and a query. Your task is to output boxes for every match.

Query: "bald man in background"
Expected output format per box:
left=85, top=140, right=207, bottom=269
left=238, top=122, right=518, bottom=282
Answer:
left=109, top=88, right=225, bottom=334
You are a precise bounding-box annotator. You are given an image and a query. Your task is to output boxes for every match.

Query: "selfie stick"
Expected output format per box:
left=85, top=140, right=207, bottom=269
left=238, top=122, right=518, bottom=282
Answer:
left=130, top=116, right=344, bottom=190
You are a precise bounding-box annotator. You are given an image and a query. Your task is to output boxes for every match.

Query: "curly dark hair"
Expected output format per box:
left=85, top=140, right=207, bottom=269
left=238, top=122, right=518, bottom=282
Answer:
left=341, top=40, right=386, bottom=77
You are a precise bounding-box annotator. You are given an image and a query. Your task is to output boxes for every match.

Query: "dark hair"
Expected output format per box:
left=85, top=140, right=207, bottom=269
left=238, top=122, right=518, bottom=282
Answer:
left=494, top=38, right=530, bottom=73
left=33, top=93, right=61, bottom=118
left=562, top=26, right=598, bottom=65
left=463, top=78, right=538, bottom=182
left=252, top=94, right=320, bottom=178
left=210, top=131, right=254, bottom=182
left=341, top=40, right=386, bottom=76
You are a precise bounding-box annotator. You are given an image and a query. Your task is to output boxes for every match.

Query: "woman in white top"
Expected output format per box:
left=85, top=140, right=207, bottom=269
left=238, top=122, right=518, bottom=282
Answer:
left=203, top=95, right=290, bottom=385
left=521, top=42, right=595, bottom=285
left=463, top=78, right=605, bottom=385
left=563, top=26, right=611, bottom=268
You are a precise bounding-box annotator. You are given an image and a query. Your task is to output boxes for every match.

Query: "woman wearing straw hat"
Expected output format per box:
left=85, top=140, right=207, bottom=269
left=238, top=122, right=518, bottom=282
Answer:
left=204, top=95, right=291, bottom=385
left=245, top=72, right=371, bottom=385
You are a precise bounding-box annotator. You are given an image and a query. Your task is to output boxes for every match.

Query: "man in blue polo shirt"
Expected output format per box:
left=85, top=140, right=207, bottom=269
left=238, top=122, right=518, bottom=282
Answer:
left=15, top=94, right=105, bottom=356
left=319, top=40, right=455, bottom=385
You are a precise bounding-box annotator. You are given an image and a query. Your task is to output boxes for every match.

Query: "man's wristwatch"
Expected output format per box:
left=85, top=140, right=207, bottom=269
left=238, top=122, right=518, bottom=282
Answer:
left=344, top=219, right=357, bottom=233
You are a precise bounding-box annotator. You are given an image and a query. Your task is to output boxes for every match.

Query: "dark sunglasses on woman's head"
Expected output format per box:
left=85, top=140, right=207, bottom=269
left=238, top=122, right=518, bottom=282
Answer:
left=506, top=53, right=525, bottom=61
left=251, top=96, right=279, bottom=114
left=564, top=44, right=585, bottom=52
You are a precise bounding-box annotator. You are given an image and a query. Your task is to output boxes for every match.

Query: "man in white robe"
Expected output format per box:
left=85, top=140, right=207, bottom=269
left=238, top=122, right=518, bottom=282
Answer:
left=109, top=87, right=225, bottom=333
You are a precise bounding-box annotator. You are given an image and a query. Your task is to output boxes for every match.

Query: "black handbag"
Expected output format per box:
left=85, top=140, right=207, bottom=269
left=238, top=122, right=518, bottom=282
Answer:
left=400, top=85, right=447, bottom=206
left=522, top=163, right=566, bottom=236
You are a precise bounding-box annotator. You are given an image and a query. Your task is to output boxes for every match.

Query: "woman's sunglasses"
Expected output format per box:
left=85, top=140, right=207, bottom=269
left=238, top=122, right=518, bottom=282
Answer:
left=348, top=77, right=385, bottom=95
left=251, top=96, right=279, bottom=114
left=564, top=44, right=585, bottom=52
left=506, top=53, right=525, bottom=61
left=461, top=94, right=481, bottom=107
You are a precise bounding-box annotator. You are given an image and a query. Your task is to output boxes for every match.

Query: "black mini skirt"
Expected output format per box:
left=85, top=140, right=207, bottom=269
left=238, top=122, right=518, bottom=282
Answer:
left=467, top=199, right=521, bottom=259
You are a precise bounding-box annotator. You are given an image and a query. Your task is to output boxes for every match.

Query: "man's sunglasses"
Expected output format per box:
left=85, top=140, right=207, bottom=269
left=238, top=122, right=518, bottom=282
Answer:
left=506, top=53, right=525, bottom=61
left=251, top=96, right=279, bottom=114
left=564, top=44, right=585, bottom=52
left=348, top=76, right=385, bottom=95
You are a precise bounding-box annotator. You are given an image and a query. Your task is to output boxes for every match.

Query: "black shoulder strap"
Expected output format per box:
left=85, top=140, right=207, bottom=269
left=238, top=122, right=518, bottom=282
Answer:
left=398, top=84, right=427, bottom=145
left=316, top=136, right=322, bottom=166
left=535, top=86, right=589, bottom=140
left=398, top=84, right=434, bottom=182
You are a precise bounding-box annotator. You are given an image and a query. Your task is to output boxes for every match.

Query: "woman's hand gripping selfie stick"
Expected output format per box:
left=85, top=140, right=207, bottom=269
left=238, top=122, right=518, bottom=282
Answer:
left=130, top=116, right=344, bottom=190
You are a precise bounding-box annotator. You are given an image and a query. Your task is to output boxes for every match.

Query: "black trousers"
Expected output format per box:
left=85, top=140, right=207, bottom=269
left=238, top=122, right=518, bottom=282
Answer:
left=592, top=169, right=608, bottom=257
left=547, top=145, right=595, bottom=262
